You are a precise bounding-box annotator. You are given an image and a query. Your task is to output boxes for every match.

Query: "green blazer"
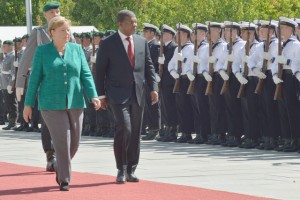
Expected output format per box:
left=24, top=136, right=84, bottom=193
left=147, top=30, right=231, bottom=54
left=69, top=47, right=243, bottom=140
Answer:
left=25, top=41, right=98, bottom=110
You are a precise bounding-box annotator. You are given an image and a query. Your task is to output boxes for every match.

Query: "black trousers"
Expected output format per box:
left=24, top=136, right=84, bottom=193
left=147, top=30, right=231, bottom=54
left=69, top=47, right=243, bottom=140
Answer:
left=175, top=77, right=195, bottom=133
left=241, top=77, right=266, bottom=140
left=161, top=82, right=178, bottom=127
left=192, top=75, right=211, bottom=137
left=143, top=84, right=161, bottom=131
left=2, top=89, right=18, bottom=125
left=209, top=73, right=227, bottom=135
left=262, top=71, right=282, bottom=138
left=0, top=90, right=6, bottom=123
left=279, top=70, right=300, bottom=140
left=224, top=73, right=244, bottom=137
left=110, top=88, right=144, bottom=172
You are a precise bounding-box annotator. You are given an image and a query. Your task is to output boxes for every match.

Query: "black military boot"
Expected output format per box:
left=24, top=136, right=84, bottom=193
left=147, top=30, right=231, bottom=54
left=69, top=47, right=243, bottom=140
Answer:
left=161, top=126, right=177, bottom=142
left=142, top=130, right=159, bottom=140
left=2, top=123, right=17, bottom=130
left=176, top=133, right=192, bottom=143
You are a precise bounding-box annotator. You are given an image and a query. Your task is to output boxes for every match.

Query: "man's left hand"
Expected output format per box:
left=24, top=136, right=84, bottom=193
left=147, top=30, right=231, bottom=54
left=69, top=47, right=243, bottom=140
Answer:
left=150, top=91, right=158, bottom=105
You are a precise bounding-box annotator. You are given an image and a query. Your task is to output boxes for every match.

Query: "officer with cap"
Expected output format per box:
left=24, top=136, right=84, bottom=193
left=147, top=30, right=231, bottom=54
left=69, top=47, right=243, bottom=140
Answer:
left=1, top=40, right=18, bottom=130
left=204, top=21, right=228, bottom=145
left=12, top=37, right=29, bottom=131
left=168, top=24, right=195, bottom=143
left=186, top=23, right=212, bottom=144
left=0, top=40, right=6, bottom=125
left=15, top=1, right=75, bottom=172
left=238, top=22, right=266, bottom=148
left=157, top=24, right=178, bottom=142
left=73, top=32, right=82, bottom=44
left=221, top=21, right=245, bottom=147
left=254, top=20, right=282, bottom=150
left=141, top=23, right=161, bottom=140
left=274, top=17, right=300, bottom=152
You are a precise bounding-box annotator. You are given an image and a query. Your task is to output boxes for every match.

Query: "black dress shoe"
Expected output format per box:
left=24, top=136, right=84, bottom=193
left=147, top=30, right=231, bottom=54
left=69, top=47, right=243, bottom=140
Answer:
left=116, top=170, right=126, bottom=183
left=176, top=133, right=192, bottom=143
left=126, top=173, right=139, bottom=182
left=2, top=124, right=17, bottom=130
left=142, top=130, right=158, bottom=140
left=60, top=182, right=70, bottom=191
left=46, top=158, right=57, bottom=172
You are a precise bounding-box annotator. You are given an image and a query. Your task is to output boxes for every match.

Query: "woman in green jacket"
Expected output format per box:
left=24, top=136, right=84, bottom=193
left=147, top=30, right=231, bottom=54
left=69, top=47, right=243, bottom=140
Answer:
left=23, top=16, right=101, bottom=191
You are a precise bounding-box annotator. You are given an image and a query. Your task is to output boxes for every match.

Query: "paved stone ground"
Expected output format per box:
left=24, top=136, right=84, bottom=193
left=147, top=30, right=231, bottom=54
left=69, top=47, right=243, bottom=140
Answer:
left=1, top=125, right=300, bottom=200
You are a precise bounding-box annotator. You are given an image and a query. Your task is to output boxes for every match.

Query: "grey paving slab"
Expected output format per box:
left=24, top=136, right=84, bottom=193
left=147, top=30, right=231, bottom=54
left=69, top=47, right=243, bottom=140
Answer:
left=1, top=126, right=300, bottom=200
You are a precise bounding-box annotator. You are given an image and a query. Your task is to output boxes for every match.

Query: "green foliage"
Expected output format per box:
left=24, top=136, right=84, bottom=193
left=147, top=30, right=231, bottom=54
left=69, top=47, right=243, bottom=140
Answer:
left=1, top=0, right=300, bottom=30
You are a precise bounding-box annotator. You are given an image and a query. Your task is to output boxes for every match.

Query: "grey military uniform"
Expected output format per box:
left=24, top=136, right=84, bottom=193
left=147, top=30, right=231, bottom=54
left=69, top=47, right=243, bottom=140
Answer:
left=1, top=51, right=15, bottom=89
left=83, top=45, right=93, bottom=67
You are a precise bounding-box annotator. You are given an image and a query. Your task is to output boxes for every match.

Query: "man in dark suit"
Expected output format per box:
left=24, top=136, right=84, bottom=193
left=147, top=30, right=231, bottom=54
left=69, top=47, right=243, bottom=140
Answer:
left=95, top=10, right=158, bottom=184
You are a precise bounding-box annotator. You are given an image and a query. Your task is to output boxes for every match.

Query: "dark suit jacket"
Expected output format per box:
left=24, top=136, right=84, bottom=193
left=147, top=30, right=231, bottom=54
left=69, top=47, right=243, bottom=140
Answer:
left=162, top=41, right=178, bottom=86
left=148, top=39, right=160, bottom=73
left=95, top=32, right=158, bottom=107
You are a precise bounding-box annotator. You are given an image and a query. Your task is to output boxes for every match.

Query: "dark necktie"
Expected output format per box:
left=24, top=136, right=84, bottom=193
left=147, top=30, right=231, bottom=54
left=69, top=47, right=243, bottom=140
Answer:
left=126, top=37, right=135, bottom=68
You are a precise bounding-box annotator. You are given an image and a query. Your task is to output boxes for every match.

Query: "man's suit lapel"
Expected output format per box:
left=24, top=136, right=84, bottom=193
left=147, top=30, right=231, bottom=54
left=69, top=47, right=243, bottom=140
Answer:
left=115, top=33, right=132, bottom=68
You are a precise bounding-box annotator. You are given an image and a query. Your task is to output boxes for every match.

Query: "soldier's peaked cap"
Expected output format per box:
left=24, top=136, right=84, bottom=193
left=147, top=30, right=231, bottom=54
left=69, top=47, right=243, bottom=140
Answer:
left=43, top=1, right=60, bottom=12
left=162, top=24, right=176, bottom=35
left=176, top=24, right=192, bottom=34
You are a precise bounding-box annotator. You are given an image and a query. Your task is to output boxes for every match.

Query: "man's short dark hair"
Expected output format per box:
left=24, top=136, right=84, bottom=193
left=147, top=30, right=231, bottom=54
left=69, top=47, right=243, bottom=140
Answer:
left=117, top=10, right=136, bottom=22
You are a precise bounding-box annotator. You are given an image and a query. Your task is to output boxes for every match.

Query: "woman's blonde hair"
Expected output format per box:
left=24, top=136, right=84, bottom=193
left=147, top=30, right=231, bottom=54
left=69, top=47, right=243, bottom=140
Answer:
left=48, top=16, right=71, bottom=38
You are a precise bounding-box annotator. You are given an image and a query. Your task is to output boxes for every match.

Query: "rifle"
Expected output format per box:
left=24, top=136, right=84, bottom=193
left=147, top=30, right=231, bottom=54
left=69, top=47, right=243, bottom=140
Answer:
left=220, top=23, right=233, bottom=95
left=11, top=37, right=18, bottom=91
left=274, top=20, right=283, bottom=100
left=158, top=25, right=164, bottom=89
left=237, top=23, right=250, bottom=98
left=173, top=24, right=182, bottom=93
left=255, top=17, right=272, bottom=94
left=205, top=22, right=213, bottom=95
left=187, top=23, right=198, bottom=94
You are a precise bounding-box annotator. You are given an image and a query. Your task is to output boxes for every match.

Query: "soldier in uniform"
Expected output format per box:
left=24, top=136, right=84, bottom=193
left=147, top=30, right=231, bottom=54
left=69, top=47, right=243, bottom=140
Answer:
left=15, top=1, right=74, bottom=172
left=221, top=21, right=246, bottom=147
left=12, top=37, right=29, bottom=131
left=238, top=22, right=266, bottom=148
left=141, top=23, right=161, bottom=140
left=157, top=24, right=178, bottom=142
left=186, top=23, right=212, bottom=144
left=274, top=17, right=300, bottom=152
left=1, top=40, right=18, bottom=130
left=205, top=22, right=228, bottom=145
left=21, top=34, right=29, bottom=47
left=254, top=20, right=282, bottom=150
left=73, top=32, right=82, bottom=44
left=0, top=40, right=7, bottom=125
left=168, top=24, right=195, bottom=143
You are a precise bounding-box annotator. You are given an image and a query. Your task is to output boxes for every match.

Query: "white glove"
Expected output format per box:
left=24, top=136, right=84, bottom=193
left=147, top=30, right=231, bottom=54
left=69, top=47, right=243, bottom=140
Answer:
left=187, top=71, right=195, bottom=81
left=296, top=73, right=300, bottom=82
left=155, top=73, right=161, bottom=82
left=170, top=71, right=179, bottom=79
left=278, top=55, right=287, bottom=65
left=235, top=72, right=248, bottom=84
left=177, top=52, right=183, bottom=62
left=208, top=56, right=217, bottom=64
left=203, top=71, right=212, bottom=82
left=13, top=61, right=19, bottom=68
left=219, top=70, right=229, bottom=81
left=90, top=55, right=96, bottom=63
left=193, top=55, right=200, bottom=64
left=272, top=75, right=283, bottom=84
left=158, top=55, right=165, bottom=65
left=263, top=52, right=270, bottom=60
left=7, top=85, right=13, bottom=94
left=243, top=55, right=249, bottom=63
left=226, top=54, right=234, bottom=62
left=16, top=87, right=24, bottom=102
left=253, top=68, right=266, bottom=79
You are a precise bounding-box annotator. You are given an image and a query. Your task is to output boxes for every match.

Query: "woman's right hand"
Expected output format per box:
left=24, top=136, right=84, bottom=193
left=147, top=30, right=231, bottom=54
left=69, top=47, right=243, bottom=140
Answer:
left=23, top=106, right=33, bottom=123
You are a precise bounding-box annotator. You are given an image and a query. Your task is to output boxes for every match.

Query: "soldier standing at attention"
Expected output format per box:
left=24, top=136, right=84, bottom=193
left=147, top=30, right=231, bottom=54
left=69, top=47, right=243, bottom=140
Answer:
left=1, top=40, right=18, bottom=130
left=15, top=1, right=74, bottom=172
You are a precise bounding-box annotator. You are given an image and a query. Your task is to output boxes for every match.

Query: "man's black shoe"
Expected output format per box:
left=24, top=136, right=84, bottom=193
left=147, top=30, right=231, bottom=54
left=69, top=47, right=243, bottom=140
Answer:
left=59, top=182, right=70, bottom=191
left=46, top=158, right=57, bottom=172
left=116, top=170, right=126, bottom=183
left=176, top=133, right=192, bottom=143
left=126, top=173, right=139, bottom=182
left=142, top=130, right=158, bottom=140
left=2, top=124, right=17, bottom=130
